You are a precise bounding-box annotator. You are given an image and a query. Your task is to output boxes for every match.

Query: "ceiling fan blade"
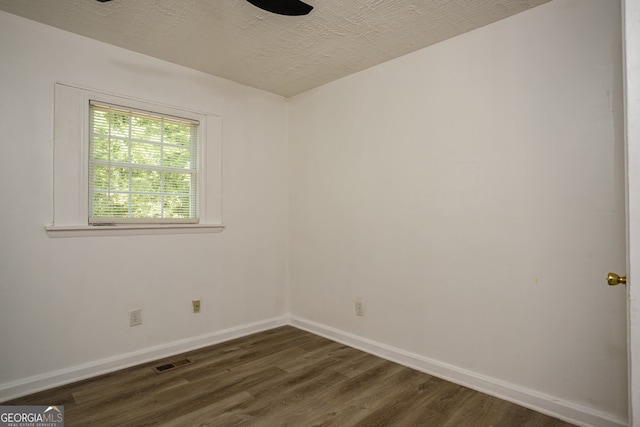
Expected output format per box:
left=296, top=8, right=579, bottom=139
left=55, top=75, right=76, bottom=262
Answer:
left=246, top=0, right=313, bottom=16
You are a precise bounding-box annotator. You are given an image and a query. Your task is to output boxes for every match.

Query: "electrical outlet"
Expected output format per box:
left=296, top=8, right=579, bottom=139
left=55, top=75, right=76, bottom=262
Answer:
left=192, top=300, right=201, bottom=313
left=129, top=308, right=142, bottom=326
left=355, top=301, right=364, bottom=317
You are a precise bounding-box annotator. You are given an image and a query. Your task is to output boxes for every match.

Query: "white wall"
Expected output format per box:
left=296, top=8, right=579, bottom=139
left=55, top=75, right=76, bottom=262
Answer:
left=0, top=11, right=288, bottom=396
left=289, top=0, right=627, bottom=424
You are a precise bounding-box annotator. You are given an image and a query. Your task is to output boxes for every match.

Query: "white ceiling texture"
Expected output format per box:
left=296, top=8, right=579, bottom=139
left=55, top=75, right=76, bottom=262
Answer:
left=0, top=0, right=551, bottom=97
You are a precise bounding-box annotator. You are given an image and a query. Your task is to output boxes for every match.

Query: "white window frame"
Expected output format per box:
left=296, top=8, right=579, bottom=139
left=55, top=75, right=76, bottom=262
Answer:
left=47, top=82, right=224, bottom=237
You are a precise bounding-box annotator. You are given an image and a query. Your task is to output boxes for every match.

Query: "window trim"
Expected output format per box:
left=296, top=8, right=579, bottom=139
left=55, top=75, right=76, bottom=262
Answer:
left=45, top=224, right=223, bottom=238
left=47, top=82, right=224, bottom=237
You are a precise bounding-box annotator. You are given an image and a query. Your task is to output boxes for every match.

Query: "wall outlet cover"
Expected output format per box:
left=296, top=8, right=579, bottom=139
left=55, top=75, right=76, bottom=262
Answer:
left=129, top=308, right=142, bottom=326
left=355, top=301, right=364, bottom=317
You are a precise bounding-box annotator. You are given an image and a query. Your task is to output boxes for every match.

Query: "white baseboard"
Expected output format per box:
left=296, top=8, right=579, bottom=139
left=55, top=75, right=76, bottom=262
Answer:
left=288, top=316, right=627, bottom=427
left=0, top=316, right=287, bottom=402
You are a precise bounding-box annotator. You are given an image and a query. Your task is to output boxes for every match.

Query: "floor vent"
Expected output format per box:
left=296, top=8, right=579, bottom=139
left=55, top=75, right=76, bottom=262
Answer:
left=152, top=358, right=193, bottom=374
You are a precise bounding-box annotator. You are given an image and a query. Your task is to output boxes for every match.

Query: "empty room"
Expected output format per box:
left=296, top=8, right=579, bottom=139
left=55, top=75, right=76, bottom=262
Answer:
left=0, top=0, right=638, bottom=426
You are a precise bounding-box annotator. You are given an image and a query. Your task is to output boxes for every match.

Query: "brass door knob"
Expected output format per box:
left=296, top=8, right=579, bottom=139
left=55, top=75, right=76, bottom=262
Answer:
left=607, top=272, right=627, bottom=286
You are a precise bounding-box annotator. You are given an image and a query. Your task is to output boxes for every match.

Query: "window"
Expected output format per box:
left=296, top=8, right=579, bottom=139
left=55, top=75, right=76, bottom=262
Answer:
left=48, top=83, right=223, bottom=237
left=88, top=102, right=199, bottom=224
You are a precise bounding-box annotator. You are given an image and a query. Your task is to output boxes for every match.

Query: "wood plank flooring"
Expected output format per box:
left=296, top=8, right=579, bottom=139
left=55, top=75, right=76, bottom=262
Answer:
left=5, top=326, right=575, bottom=426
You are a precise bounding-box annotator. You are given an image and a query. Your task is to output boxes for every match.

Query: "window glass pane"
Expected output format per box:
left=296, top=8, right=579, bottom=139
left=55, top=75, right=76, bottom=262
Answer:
left=164, top=196, right=191, bottom=217
left=131, top=116, right=161, bottom=142
left=92, top=110, right=110, bottom=136
left=93, top=193, right=129, bottom=218
left=163, top=146, right=192, bottom=169
left=92, top=137, right=109, bottom=161
left=164, top=122, right=191, bottom=146
left=109, top=112, right=130, bottom=138
left=131, top=169, right=161, bottom=193
left=164, top=172, right=192, bottom=194
left=111, top=139, right=129, bottom=163
left=110, top=167, right=130, bottom=192
left=90, top=167, right=130, bottom=193
left=130, top=194, right=161, bottom=218
left=131, top=141, right=161, bottom=166
left=92, top=166, right=110, bottom=191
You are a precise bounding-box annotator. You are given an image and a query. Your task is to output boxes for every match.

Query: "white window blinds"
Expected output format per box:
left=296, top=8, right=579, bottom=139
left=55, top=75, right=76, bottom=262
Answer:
left=88, top=101, right=199, bottom=224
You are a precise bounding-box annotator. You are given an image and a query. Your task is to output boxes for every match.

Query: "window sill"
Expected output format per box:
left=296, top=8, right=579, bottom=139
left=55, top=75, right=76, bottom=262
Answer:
left=45, top=223, right=225, bottom=238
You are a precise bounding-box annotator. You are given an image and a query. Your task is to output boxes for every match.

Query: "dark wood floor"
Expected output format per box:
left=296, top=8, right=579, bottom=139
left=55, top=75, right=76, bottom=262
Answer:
left=6, top=326, right=575, bottom=426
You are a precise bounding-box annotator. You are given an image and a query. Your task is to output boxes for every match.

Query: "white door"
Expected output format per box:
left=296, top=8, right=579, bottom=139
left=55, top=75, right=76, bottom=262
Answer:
left=624, top=0, right=640, bottom=425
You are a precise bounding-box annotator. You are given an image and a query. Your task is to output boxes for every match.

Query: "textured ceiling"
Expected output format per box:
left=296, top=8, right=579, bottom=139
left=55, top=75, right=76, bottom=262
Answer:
left=0, top=0, right=551, bottom=97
